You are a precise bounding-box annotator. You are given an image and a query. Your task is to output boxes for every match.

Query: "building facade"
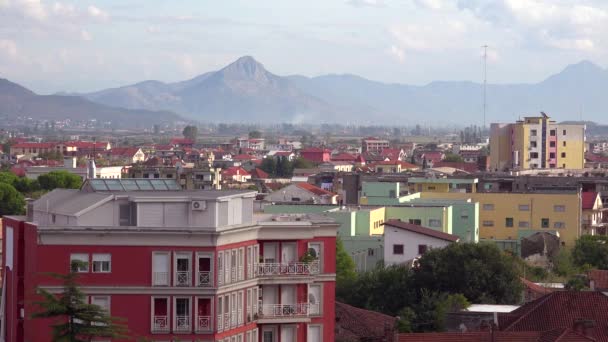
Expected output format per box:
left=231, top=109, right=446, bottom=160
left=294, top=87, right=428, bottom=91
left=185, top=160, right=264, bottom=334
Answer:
left=2, top=179, right=337, bottom=342
left=490, top=113, right=585, bottom=171
left=361, top=138, right=390, bottom=153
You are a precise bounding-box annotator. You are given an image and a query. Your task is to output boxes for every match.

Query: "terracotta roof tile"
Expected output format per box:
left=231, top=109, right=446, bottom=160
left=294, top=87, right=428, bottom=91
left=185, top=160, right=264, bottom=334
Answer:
left=295, top=182, right=336, bottom=196
left=589, top=269, right=608, bottom=290
left=582, top=192, right=599, bottom=210
left=336, top=302, right=397, bottom=341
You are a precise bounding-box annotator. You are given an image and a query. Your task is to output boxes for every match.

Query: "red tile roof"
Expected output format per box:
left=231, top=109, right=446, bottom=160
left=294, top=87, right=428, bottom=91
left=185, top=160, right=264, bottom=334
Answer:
left=380, top=148, right=403, bottom=160
left=169, top=138, right=194, bottom=145
left=12, top=142, right=56, bottom=149
left=521, top=277, right=553, bottom=300
left=585, top=152, right=608, bottom=163
left=398, top=332, right=542, bottom=342
left=222, top=166, right=250, bottom=177
left=108, top=147, right=140, bottom=157
left=331, top=153, right=357, bottom=162
left=336, top=302, right=397, bottom=341
left=250, top=168, right=269, bottom=179
left=589, top=269, right=608, bottom=290
left=384, top=219, right=459, bottom=242
left=582, top=192, right=600, bottom=210
left=64, top=141, right=109, bottom=149
left=295, top=182, right=336, bottom=196
left=433, top=161, right=479, bottom=173
left=499, top=291, right=608, bottom=341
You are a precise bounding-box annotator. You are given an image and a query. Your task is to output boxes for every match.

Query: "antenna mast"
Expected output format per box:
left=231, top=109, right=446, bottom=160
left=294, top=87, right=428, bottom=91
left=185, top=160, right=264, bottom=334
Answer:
left=482, top=45, right=488, bottom=130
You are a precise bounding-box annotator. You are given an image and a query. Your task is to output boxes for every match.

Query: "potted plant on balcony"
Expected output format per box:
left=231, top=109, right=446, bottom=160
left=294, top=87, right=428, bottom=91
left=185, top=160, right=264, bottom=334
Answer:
left=300, top=248, right=319, bottom=274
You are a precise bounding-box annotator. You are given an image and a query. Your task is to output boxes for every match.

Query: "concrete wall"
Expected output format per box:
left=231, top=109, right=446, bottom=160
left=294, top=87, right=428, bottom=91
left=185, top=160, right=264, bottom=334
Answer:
left=383, top=225, right=453, bottom=266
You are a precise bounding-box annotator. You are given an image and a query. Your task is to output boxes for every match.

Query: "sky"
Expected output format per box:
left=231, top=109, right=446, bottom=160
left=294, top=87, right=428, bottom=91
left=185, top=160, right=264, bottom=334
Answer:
left=0, top=0, right=607, bottom=94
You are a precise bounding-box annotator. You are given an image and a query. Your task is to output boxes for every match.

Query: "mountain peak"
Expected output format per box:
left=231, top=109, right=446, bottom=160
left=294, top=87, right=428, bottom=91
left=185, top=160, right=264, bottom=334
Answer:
left=221, top=55, right=268, bottom=79
left=561, top=60, right=604, bottom=74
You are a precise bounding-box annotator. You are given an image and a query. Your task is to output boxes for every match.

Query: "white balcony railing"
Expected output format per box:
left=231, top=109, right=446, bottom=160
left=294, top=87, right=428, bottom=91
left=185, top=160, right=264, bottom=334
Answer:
left=198, top=271, right=212, bottom=287
left=254, top=261, right=320, bottom=276
left=231, top=310, right=237, bottom=327
left=175, top=315, right=190, bottom=332
left=152, top=315, right=169, bottom=332
left=224, top=312, right=230, bottom=329
left=196, top=315, right=211, bottom=332
left=238, top=266, right=244, bottom=280
left=231, top=267, right=237, bottom=282
left=237, top=308, right=243, bottom=324
left=217, top=314, right=223, bottom=331
left=175, top=271, right=191, bottom=287
left=153, top=272, right=169, bottom=286
left=218, top=269, right=224, bottom=285
left=258, top=303, right=317, bottom=318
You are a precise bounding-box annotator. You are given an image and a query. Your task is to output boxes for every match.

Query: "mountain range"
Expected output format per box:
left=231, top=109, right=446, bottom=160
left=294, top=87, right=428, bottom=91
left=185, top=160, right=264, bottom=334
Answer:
left=0, top=78, right=182, bottom=128
left=2, top=56, right=608, bottom=125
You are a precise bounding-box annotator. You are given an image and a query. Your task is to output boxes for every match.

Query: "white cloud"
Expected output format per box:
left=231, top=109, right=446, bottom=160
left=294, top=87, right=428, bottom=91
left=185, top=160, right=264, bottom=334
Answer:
left=80, top=29, right=92, bottom=41
left=0, top=39, right=18, bottom=59
left=346, top=0, right=385, bottom=8
left=87, top=5, right=108, bottom=20
left=6, top=0, right=47, bottom=20
left=413, top=0, right=450, bottom=10
left=388, top=45, right=405, bottom=62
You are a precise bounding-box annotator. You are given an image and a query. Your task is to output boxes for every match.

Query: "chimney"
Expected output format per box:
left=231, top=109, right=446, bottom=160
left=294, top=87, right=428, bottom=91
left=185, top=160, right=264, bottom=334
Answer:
left=87, top=159, right=97, bottom=179
left=573, top=319, right=595, bottom=337
left=63, top=156, right=76, bottom=169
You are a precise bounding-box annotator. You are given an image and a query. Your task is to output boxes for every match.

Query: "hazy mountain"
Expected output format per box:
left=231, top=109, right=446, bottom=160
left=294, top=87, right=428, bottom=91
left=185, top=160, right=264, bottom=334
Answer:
left=0, top=78, right=182, bottom=128
left=82, top=56, right=357, bottom=122
left=79, top=58, right=608, bottom=124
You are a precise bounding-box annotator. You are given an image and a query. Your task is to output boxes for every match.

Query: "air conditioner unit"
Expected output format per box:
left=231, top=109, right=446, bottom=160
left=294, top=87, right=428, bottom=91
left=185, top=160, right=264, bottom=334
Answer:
left=191, top=200, right=207, bottom=211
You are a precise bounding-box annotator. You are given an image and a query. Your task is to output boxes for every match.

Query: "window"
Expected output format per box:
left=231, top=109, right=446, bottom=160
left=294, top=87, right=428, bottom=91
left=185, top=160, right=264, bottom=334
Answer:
left=428, top=219, right=441, bottom=227
left=408, top=219, right=421, bottom=225
left=530, top=129, right=537, bottom=136
left=505, top=218, right=514, bottom=227
left=554, top=205, right=566, bottom=212
left=563, top=141, right=566, bottom=147
left=563, top=129, right=567, bottom=135
left=308, top=284, right=322, bottom=316
left=418, top=245, right=428, bottom=255
left=52, top=214, right=56, bottom=223
left=152, top=252, right=170, bottom=286
left=550, top=130, right=556, bottom=136
left=389, top=190, right=396, bottom=198
left=519, top=221, right=530, bottom=228
left=91, top=296, right=110, bottom=325
left=174, top=297, right=192, bottom=332
left=554, top=222, right=565, bottom=229
left=92, top=254, right=111, bottom=273
left=70, top=253, right=89, bottom=272
left=549, top=152, right=556, bottom=159
left=368, top=248, right=374, bottom=256
left=561, top=152, right=566, bottom=158
left=119, top=203, right=136, bottom=226
left=483, top=204, right=494, bottom=211
left=482, top=220, right=494, bottom=227
left=530, top=152, right=539, bottom=159
left=541, top=218, right=550, bottom=228
left=393, top=244, right=404, bottom=255
left=530, top=141, right=537, bottom=148
left=519, top=204, right=530, bottom=211
left=550, top=141, right=556, bottom=147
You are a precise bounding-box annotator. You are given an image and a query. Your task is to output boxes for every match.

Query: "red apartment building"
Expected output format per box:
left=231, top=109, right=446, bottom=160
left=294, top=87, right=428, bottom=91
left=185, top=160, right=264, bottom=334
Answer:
left=2, top=178, right=338, bottom=342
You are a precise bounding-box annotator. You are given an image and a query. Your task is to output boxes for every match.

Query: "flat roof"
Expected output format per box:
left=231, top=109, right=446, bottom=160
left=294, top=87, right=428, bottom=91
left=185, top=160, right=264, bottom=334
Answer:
left=408, top=177, right=478, bottom=184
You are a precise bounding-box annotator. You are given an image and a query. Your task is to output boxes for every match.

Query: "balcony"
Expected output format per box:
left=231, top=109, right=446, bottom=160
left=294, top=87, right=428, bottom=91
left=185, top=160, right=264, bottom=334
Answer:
left=152, top=315, right=169, bottom=333
left=224, top=312, right=231, bottom=329
left=217, top=314, right=223, bottom=331
left=255, top=261, right=320, bottom=277
left=197, top=271, right=212, bottom=287
left=196, top=315, right=211, bottom=332
left=175, top=315, right=191, bottom=333
left=258, top=303, right=317, bottom=319
left=153, top=272, right=169, bottom=286
left=176, top=271, right=191, bottom=287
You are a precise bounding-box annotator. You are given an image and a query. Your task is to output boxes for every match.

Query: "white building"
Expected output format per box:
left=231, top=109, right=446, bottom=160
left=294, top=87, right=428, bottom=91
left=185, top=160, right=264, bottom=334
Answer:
left=383, top=219, right=459, bottom=266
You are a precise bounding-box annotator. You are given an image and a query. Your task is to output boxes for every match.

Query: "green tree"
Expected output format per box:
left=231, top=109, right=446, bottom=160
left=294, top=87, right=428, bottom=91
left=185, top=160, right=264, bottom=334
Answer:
left=182, top=125, right=198, bottom=141
left=412, top=243, right=522, bottom=304
left=443, top=153, right=464, bottom=163
left=38, top=171, right=82, bottom=190
left=32, top=261, right=129, bottom=341
left=292, top=157, right=314, bottom=169
left=0, top=182, right=25, bottom=215
left=572, top=235, right=608, bottom=269
left=248, top=130, right=262, bottom=139
left=260, top=158, right=277, bottom=177
left=38, top=151, right=64, bottom=161
left=336, top=237, right=357, bottom=289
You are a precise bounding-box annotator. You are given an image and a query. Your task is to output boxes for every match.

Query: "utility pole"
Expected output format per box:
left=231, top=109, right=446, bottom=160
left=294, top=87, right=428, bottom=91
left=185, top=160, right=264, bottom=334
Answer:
left=482, top=45, right=488, bottom=131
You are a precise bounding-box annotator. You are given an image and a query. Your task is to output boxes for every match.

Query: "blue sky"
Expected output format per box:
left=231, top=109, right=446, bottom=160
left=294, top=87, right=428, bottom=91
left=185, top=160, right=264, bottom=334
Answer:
left=1, top=0, right=607, bottom=93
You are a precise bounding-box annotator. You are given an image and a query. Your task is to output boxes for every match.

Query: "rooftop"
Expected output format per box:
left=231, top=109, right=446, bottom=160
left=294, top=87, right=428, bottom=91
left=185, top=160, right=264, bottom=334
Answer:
left=383, top=219, right=460, bottom=242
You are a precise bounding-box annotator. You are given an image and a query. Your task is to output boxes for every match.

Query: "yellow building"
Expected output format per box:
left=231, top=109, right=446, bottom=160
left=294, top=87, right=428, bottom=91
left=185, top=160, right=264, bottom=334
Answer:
left=420, top=191, right=582, bottom=249
left=408, top=177, right=478, bottom=193
left=490, top=113, right=585, bottom=171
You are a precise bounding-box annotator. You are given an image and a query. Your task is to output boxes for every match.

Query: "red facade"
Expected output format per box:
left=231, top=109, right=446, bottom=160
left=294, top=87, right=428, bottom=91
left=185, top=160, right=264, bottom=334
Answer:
left=300, top=149, right=331, bottom=163
left=2, top=216, right=336, bottom=342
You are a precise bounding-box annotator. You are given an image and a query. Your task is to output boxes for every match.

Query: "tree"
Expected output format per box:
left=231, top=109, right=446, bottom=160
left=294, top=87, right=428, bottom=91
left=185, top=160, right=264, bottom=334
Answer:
left=38, top=171, right=82, bottom=190
left=38, top=151, right=64, bottom=161
left=248, top=130, right=262, bottom=139
left=336, top=237, right=357, bottom=289
left=32, top=260, right=129, bottom=341
left=412, top=243, right=523, bottom=304
left=182, top=125, right=198, bottom=141
left=443, top=153, right=464, bottom=163
left=0, top=183, right=25, bottom=216
left=292, top=157, right=314, bottom=169
left=572, top=235, right=608, bottom=269
left=260, top=158, right=277, bottom=177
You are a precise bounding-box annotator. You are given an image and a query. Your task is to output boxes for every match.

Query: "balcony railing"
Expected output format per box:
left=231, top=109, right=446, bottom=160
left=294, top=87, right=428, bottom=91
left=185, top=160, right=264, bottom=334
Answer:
left=217, top=314, right=223, bottom=331
left=153, top=272, right=169, bottom=286
left=231, top=267, right=237, bottom=282
left=238, top=265, right=244, bottom=280
left=237, top=308, right=243, bottom=324
left=152, top=315, right=169, bottom=333
left=224, top=312, right=230, bottom=329
left=231, top=309, right=237, bottom=327
left=218, top=270, right=224, bottom=285
left=196, top=315, right=211, bottom=332
left=254, top=261, right=320, bottom=276
left=175, top=315, right=190, bottom=332
left=258, top=303, right=317, bottom=318
left=198, top=271, right=212, bottom=287
left=175, top=271, right=191, bottom=287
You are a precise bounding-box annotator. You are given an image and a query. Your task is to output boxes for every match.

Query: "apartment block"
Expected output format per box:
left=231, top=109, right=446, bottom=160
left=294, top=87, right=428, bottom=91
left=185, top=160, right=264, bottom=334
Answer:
left=490, top=113, right=585, bottom=171
left=361, top=137, right=390, bottom=153
left=2, top=178, right=337, bottom=342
